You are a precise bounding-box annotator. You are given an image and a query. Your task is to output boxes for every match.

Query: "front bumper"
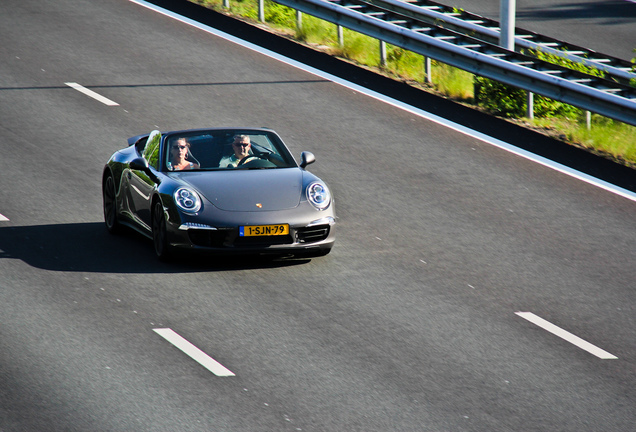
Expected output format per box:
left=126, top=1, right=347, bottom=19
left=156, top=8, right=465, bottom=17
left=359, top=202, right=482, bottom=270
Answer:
left=169, top=216, right=335, bottom=255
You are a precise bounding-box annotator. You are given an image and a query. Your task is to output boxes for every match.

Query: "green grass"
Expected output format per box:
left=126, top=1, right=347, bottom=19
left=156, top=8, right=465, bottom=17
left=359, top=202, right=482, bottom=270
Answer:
left=432, top=61, right=474, bottom=100
left=584, top=119, right=636, bottom=165
left=532, top=115, right=636, bottom=166
left=188, top=0, right=636, bottom=168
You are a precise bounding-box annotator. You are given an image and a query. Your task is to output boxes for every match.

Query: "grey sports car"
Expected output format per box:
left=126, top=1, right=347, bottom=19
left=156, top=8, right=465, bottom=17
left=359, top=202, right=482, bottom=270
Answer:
left=102, top=128, right=335, bottom=260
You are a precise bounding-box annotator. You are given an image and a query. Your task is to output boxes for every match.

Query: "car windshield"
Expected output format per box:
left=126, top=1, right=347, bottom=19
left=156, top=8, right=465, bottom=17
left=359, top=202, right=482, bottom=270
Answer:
left=163, top=130, right=297, bottom=171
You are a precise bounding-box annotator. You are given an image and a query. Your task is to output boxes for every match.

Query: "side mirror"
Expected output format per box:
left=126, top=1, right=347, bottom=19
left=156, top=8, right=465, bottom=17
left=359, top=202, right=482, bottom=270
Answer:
left=300, top=151, right=315, bottom=169
left=129, top=157, right=149, bottom=171
left=129, top=157, right=161, bottom=184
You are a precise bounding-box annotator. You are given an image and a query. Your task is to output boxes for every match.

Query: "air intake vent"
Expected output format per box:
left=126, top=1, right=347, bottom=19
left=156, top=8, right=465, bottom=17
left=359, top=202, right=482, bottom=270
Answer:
left=297, top=224, right=330, bottom=243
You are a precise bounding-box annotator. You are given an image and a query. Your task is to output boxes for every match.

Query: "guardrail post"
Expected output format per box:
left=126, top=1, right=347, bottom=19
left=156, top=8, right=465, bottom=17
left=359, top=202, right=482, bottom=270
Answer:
left=586, top=111, right=592, bottom=130
left=380, top=41, right=387, bottom=68
left=500, top=0, right=536, bottom=119
left=259, top=0, right=265, bottom=22
left=424, top=56, right=432, bottom=84
left=499, top=0, right=515, bottom=50
left=296, top=10, right=302, bottom=31
left=526, top=92, right=535, bottom=119
left=337, top=25, right=344, bottom=47
left=223, top=0, right=229, bottom=8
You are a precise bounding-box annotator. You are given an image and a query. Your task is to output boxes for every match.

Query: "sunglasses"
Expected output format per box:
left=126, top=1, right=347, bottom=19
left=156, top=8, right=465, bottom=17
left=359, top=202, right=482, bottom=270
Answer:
left=172, top=145, right=188, bottom=150
left=233, top=142, right=250, bottom=147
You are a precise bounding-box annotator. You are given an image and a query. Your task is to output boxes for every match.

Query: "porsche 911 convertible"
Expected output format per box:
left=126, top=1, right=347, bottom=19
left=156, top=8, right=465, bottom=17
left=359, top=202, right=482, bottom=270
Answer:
left=102, top=128, right=335, bottom=259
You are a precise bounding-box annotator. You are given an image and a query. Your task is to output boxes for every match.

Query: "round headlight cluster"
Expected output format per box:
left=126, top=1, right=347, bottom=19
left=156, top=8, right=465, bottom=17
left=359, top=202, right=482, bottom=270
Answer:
left=174, top=187, right=201, bottom=213
left=307, top=182, right=331, bottom=210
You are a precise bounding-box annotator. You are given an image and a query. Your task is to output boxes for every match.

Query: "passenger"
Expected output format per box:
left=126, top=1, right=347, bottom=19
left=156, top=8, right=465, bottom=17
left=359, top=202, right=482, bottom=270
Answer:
left=168, top=138, right=199, bottom=170
left=219, top=134, right=254, bottom=168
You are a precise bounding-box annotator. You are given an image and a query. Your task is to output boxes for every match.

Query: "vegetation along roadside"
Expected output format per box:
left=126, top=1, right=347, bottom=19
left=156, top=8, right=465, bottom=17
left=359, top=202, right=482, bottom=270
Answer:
left=189, top=0, right=636, bottom=169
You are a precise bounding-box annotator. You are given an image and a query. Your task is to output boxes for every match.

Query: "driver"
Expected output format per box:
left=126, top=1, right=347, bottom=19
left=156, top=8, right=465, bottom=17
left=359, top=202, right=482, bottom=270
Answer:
left=219, top=134, right=254, bottom=168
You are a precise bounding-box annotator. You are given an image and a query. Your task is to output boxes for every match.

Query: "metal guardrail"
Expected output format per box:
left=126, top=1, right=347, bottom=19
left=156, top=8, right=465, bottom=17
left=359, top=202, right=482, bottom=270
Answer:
left=362, top=0, right=636, bottom=85
left=272, top=0, right=636, bottom=127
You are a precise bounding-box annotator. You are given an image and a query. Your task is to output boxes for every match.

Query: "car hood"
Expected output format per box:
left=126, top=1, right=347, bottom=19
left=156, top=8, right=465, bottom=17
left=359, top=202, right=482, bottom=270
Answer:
left=174, top=168, right=303, bottom=212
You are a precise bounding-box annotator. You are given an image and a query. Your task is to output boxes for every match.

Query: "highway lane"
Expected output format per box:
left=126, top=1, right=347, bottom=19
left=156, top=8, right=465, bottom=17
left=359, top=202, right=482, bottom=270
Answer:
left=436, top=0, right=636, bottom=61
left=1, top=0, right=635, bottom=430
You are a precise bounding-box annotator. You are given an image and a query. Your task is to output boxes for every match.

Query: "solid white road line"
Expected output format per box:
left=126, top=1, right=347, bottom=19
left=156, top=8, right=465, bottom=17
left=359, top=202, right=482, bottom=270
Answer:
left=0, top=213, right=9, bottom=221
left=129, top=0, right=636, bottom=204
left=515, top=312, right=618, bottom=360
left=65, top=82, right=119, bottom=106
left=153, top=328, right=235, bottom=376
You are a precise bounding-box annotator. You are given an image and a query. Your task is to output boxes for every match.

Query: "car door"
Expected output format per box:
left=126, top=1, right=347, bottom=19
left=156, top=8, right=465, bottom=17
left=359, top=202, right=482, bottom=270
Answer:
left=128, top=130, right=161, bottom=231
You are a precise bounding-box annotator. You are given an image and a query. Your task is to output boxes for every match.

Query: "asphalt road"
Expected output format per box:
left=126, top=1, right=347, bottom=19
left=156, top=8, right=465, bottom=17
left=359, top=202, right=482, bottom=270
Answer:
left=1, top=0, right=635, bottom=431
left=436, top=0, right=636, bottom=61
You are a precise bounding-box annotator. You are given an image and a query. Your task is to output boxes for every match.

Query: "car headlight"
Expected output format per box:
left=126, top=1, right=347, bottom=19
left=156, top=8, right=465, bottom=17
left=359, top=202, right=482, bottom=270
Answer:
left=306, top=182, right=331, bottom=210
left=174, top=187, right=201, bottom=213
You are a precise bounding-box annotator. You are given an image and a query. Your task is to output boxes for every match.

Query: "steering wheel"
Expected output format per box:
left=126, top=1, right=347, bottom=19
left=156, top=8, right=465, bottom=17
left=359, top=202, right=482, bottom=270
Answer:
left=237, top=155, right=263, bottom=167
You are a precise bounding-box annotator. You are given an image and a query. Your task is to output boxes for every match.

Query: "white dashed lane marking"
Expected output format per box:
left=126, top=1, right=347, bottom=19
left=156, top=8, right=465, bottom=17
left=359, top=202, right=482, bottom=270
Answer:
left=516, top=312, right=618, bottom=360
left=65, top=82, right=119, bottom=106
left=153, top=328, right=235, bottom=376
left=0, top=213, right=9, bottom=221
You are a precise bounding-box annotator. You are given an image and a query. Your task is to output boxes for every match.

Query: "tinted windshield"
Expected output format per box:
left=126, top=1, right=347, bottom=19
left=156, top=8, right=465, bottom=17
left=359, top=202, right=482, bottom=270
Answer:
left=164, top=130, right=296, bottom=171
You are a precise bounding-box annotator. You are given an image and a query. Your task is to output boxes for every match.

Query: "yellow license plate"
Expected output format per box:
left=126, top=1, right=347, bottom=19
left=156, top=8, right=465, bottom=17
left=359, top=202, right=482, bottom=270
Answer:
left=239, top=224, right=289, bottom=237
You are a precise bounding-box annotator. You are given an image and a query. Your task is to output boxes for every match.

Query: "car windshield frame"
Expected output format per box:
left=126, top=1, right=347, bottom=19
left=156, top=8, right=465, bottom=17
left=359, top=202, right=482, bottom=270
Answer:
left=161, top=129, right=297, bottom=172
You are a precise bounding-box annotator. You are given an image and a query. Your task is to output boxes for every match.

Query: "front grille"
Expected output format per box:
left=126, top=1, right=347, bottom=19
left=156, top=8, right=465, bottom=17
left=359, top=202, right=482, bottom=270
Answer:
left=296, top=224, right=330, bottom=243
left=188, top=228, right=293, bottom=248
left=187, top=229, right=230, bottom=247
left=233, top=235, right=294, bottom=246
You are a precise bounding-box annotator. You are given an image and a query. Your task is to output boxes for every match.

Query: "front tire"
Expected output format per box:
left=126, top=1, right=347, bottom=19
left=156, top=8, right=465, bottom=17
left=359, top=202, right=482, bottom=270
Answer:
left=103, top=173, right=121, bottom=234
left=152, top=200, right=173, bottom=261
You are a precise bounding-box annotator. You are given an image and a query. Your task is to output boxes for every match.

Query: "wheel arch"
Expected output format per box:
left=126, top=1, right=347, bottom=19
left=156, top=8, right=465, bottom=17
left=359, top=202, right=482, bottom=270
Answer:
left=151, top=192, right=172, bottom=229
left=102, top=164, right=124, bottom=196
left=150, top=193, right=163, bottom=223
